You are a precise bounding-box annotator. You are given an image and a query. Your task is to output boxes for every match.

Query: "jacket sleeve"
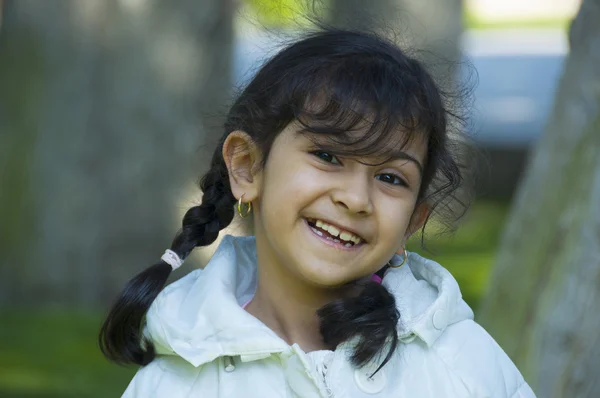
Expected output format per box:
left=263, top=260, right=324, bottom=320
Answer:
left=511, top=382, right=536, bottom=398
left=432, top=319, right=536, bottom=398
left=121, top=356, right=207, bottom=398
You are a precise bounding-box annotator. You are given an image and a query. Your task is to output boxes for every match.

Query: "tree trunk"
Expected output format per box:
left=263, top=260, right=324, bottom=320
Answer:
left=0, top=0, right=234, bottom=307
left=478, top=1, right=600, bottom=396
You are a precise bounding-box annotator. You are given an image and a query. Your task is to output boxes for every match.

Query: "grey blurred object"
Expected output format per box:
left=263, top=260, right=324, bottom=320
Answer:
left=464, top=29, right=566, bottom=147
left=233, top=28, right=567, bottom=199
left=464, top=29, right=567, bottom=199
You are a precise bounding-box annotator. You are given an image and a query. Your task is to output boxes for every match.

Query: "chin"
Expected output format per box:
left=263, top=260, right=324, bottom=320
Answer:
left=296, top=264, right=358, bottom=289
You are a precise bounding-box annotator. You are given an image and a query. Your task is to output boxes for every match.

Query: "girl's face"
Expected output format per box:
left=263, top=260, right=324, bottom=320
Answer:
left=245, top=121, right=428, bottom=288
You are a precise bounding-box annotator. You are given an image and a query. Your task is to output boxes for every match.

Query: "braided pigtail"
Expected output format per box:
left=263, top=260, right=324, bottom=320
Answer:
left=317, top=280, right=399, bottom=375
left=99, top=149, right=235, bottom=366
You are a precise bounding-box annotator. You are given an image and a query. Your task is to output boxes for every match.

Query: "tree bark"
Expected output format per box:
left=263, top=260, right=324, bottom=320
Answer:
left=0, top=0, right=234, bottom=307
left=478, top=0, right=600, bottom=396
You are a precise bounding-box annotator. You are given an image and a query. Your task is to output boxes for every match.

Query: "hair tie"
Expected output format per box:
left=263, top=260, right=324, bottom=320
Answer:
left=161, top=249, right=184, bottom=270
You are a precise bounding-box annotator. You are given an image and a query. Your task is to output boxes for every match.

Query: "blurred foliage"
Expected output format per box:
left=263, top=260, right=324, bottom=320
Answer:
left=243, top=0, right=316, bottom=28
left=242, top=0, right=570, bottom=30
left=0, top=201, right=508, bottom=397
left=464, top=11, right=571, bottom=30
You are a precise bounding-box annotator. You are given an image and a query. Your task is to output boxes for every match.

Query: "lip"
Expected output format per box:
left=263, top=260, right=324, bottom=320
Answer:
left=303, top=218, right=365, bottom=251
left=304, top=217, right=367, bottom=243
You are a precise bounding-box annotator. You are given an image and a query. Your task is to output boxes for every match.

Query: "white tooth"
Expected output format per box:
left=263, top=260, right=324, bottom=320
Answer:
left=344, top=242, right=352, bottom=247
left=339, top=232, right=352, bottom=242
left=311, top=227, right=323, bottom=236
left=328, top=226, right=340, bottom=237
left=316, top=220, right=324, bottom=228
left=333, top=239, right=340, bottom=243
left=351, top=236, right=362, bottom=244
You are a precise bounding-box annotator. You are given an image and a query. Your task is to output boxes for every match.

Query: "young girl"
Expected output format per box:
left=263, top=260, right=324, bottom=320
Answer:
left=100, top=28, right=535, bottom=397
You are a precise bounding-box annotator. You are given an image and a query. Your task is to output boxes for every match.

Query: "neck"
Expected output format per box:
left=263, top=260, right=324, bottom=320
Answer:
left=246, top=246, right=354, bottom=353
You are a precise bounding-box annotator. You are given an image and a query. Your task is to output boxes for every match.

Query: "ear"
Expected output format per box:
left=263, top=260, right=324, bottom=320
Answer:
left=222, top=131, right=263, bottom=203
left=404, top=202, right=431, bottom=241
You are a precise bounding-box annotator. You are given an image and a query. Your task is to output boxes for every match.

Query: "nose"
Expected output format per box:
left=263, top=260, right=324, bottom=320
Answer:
left=331, top=173, right=373, bottom=215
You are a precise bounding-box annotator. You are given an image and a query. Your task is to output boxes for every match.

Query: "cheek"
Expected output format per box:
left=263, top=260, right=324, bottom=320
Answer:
left=265, top=160, right=323, bottom=202
left=259, top=158, right=308, bottom=217
left=375, top=196, right=416, bottom=239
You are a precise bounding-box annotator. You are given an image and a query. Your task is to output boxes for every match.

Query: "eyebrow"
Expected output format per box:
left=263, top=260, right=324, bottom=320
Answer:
left=370, top=150, right=424, bottom=176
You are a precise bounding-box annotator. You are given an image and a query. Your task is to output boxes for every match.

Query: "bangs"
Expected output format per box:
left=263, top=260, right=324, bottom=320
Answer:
left=287, top=52, right=443, bottom=164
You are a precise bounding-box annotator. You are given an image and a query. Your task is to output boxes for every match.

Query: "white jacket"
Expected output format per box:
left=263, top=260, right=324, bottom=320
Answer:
left=123, top=235, right=535, bottom=397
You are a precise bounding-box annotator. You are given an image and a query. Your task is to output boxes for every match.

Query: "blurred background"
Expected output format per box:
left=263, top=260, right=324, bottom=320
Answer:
left=1, top=0, right=597, bottom=397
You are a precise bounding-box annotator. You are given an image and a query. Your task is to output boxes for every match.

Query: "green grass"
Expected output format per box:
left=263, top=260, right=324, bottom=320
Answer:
left=0, top=311, right=136, bottom=398
left=0, top=201, right=510, bottom=397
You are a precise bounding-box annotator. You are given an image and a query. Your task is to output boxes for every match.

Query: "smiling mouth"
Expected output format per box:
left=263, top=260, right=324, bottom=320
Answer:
left=304, top=218, right=365, bottom=250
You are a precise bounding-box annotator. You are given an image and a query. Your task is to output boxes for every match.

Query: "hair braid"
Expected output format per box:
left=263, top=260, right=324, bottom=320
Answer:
left=172, top=154, right=236, bottom=258
left=318, top=281, right=399, bottom=375
left=99, top=150, right=236, bottom=366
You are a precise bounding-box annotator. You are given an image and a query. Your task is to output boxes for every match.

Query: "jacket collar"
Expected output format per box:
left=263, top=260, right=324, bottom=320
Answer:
left=383, top=251, right=474, bottom=346
left=144, top=235, right=473, bottom=367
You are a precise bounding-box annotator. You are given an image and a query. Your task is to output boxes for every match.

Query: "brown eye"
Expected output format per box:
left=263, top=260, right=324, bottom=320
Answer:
left=311, top=151, right=342, bottom=165
left=376, top=173, right=407, bottom=187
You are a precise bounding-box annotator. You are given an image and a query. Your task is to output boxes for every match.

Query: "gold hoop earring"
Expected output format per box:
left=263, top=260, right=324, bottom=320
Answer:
left=388, top=248, right=408, bottom=268
left=237, top=194, right=252, bottom=218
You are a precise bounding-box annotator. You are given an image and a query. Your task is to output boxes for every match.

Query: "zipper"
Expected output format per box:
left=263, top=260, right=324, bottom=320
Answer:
left=224, top=356, right=236, bottom=372
left=315, top=360, right=334, bottom=397
left=224, top=347, right=335, bottom=397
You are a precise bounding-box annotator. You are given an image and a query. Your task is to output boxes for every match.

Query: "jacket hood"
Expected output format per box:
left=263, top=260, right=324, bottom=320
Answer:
left=143, top=235, right=474, bottom=367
